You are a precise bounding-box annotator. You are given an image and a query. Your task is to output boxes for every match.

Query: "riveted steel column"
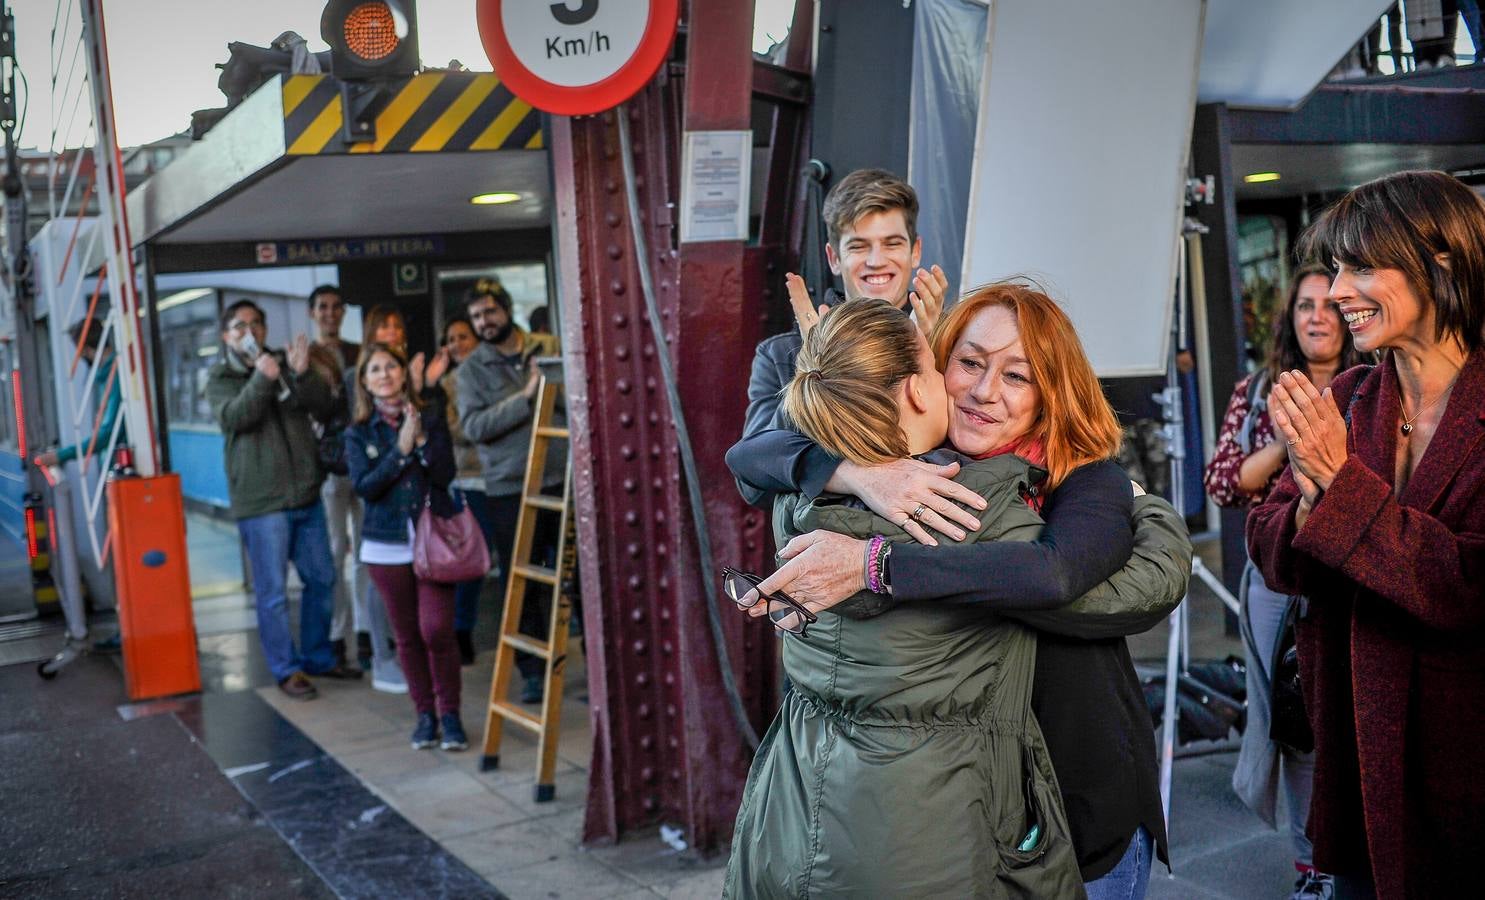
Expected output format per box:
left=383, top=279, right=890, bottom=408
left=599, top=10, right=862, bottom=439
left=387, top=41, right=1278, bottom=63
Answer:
left=552, top=100, right=667, bottom=845
left=669, top=0, right=774, bottom=854
left=552, top=0, right=778, bottom=852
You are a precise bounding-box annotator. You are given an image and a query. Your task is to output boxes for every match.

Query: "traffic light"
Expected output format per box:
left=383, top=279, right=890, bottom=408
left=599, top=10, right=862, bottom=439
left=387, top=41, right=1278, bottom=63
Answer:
left=321, top=0, right=419, bottom=81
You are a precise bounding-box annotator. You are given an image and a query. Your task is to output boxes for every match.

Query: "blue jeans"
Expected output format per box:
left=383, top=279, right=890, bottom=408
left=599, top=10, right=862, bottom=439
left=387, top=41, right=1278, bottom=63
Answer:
left=452, top=488, right=495, bottom=633
left=1084, top=826, right=1153, bottom=900
left=238, top=502, right=337, bottom=681
left=1464, top=1, right=1485, bottom=51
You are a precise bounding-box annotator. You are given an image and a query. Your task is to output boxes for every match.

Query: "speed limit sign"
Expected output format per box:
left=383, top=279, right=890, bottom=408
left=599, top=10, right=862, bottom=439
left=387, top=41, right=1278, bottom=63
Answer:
left=478, top=0, right=680, bottom=116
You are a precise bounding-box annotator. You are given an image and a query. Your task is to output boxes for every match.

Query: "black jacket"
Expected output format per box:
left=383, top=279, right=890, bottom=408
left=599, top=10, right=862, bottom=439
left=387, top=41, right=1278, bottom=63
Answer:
left=731, top=289, right=845, bottom=508
left=343, top=406, right=457, bottom=544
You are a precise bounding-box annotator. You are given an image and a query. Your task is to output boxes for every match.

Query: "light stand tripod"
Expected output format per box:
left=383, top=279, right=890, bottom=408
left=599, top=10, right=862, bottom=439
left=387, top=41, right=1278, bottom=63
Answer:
left=1153, top=222, right=1243, bottom=846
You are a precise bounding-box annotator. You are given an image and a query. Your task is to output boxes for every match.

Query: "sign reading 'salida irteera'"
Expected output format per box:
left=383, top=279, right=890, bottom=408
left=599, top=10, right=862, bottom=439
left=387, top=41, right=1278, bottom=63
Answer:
left=477, top=0, right=680, bottom=116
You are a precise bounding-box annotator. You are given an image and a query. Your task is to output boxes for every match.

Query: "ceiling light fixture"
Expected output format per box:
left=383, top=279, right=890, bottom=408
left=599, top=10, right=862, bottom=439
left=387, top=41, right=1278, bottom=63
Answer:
left=157, top=287, right=215, bottom=312
left=1243, top=171, right=1281, bottom=184
left=470, top=192, right=521, bottom=205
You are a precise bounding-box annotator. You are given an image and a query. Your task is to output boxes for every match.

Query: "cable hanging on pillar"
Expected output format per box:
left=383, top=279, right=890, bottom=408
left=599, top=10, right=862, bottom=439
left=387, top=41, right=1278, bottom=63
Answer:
left=615, top=104, right=760, bottom=752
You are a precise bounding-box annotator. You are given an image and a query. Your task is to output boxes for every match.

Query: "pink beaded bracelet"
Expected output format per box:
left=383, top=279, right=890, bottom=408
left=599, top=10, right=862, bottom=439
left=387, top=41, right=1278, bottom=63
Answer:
left=865, top=535, right=886, bottom=594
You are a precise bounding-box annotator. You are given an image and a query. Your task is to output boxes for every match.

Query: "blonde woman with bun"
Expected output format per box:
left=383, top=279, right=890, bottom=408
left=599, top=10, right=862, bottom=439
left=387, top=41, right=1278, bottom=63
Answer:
left=724, top=290, right=1190, bottom=899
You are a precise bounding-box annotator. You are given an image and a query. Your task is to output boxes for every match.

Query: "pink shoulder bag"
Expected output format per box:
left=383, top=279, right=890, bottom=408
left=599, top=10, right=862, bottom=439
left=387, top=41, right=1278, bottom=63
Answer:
left=413, top=491, right=490, bottom=584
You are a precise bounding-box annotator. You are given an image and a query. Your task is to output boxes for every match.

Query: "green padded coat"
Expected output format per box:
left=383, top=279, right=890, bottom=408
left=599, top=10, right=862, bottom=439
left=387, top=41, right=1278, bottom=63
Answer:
left=724, top=454, right=1190, bottom=899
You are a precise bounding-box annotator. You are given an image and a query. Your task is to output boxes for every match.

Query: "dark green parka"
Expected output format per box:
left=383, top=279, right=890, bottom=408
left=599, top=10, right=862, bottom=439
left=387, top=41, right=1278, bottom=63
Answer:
left=206, top=352, right=336, bottom=520
left=725, top=455, right=1190, bottom=899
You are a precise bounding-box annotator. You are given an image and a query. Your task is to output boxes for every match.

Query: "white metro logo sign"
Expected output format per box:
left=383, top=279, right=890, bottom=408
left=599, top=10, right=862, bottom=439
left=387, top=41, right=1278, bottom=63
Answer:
left=479, top=0, right=679, bottom=115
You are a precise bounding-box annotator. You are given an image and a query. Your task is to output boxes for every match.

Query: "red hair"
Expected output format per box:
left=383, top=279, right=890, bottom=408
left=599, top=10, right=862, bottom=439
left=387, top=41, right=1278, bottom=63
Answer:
left=930, top=282, right=1122, bottom=490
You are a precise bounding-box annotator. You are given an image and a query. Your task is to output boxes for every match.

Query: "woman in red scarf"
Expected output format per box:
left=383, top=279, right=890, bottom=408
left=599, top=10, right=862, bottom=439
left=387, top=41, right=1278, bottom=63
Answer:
left=343, top=344, right=466, bottom=752
left=730, top=282, right=1182, bottom=898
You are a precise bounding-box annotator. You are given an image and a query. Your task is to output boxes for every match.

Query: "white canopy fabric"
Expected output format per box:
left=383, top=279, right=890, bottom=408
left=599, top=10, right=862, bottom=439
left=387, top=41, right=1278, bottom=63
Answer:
left=1198, top=0, right=1394, bottom=110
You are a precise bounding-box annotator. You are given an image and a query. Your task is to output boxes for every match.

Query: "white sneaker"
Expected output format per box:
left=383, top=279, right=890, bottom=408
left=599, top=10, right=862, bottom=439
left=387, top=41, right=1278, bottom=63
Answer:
left=1291, top=870, right=1335, bottom=900
left=371, top=658, right=408, bottom=694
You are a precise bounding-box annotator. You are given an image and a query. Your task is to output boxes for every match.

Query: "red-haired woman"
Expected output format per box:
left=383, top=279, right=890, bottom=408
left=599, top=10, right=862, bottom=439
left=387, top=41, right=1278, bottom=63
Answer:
left=728, top=282, right=1179, bottom=898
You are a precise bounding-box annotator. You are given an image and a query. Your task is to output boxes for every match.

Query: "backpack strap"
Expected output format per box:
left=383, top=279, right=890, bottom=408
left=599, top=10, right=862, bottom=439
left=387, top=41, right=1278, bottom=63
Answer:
left=1245, top=369, right=1270, bottom=409
left=1237, top=370, right=1270, bottom=456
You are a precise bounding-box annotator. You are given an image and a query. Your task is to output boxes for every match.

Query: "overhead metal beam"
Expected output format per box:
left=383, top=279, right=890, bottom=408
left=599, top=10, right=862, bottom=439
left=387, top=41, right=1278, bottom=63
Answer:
left=126, top=73, right=545, bottom=247
left=1229, top=77, right=1485, bottom=145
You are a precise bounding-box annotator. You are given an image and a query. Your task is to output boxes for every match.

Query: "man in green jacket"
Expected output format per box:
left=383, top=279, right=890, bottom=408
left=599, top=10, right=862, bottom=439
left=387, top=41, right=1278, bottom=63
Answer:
left=206, top=299, right=358, bottom=699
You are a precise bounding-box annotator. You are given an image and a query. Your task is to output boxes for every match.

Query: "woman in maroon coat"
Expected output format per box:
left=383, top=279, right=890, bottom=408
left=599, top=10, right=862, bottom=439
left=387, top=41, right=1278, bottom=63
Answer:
left=1248, top=170, right=1485, bottom=898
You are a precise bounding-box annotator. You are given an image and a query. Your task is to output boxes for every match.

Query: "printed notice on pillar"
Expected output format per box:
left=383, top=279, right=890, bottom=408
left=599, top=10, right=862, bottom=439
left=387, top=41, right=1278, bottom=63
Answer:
left=679, top=130, right=751, bottom=244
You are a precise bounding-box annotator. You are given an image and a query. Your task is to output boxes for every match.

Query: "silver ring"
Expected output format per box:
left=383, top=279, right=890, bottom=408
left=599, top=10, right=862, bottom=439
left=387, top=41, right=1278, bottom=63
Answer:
left=1286, top=438, right=1300, bottom=446
left=910, top=503, right=927, bottom=520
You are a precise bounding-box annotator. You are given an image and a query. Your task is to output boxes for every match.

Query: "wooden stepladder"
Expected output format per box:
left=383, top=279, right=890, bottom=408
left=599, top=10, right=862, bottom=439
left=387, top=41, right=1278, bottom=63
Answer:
left=478, top=375, right=576, bottom=802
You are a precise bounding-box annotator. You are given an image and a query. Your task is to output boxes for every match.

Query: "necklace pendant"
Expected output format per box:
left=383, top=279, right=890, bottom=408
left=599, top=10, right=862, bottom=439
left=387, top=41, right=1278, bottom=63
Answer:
left=1401, top=422, right=1414, bottom=436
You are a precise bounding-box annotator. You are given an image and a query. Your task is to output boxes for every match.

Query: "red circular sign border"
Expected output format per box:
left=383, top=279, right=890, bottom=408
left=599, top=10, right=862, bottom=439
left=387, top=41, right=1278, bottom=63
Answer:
left=477, top=0, right=680, bottom=116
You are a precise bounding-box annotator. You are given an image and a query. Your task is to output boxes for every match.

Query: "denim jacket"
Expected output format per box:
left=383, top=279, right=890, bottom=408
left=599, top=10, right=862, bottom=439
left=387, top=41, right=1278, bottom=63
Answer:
left=343, top=406, right=458, bottom=544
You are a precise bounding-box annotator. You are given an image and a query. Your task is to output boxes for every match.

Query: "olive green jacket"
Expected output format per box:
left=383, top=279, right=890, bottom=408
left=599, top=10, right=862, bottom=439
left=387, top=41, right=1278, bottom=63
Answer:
left=725, top=455, right=1190, bottom=899
left=207, top=352, right=336, bottom=520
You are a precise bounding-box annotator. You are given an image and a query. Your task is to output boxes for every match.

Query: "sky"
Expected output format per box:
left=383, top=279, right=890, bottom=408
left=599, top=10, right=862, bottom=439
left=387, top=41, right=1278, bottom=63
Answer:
left=12, top=0, right=800, bottom=151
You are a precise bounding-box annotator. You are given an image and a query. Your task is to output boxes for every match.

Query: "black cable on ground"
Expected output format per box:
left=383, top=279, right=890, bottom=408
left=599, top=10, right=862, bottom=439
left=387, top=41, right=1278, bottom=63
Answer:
left=615, top=105, right=760, bottom=751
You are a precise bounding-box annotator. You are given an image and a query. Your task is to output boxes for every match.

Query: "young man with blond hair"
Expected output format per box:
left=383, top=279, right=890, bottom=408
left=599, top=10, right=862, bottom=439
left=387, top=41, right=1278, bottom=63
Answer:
left=727, top=169, right=971, bottom=540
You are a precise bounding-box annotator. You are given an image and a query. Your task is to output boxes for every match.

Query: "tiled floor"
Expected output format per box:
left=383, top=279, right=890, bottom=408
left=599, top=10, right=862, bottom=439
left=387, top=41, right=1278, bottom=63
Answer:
left=185, top=510, right=247, bottom=598
left=177, top=688, right=499, bottom=899
left=0, top=656, right=335, bottom=898
left=258, top=643, right=731, bottom=899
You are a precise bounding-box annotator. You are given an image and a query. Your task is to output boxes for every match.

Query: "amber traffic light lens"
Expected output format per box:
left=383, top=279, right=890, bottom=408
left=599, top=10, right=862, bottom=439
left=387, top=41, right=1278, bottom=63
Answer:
left=343, top=2, right=399, bottom=61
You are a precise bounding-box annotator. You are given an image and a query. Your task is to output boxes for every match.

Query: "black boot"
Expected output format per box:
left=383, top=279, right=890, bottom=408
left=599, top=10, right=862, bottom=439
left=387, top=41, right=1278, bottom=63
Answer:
left=331, top=638, right=349, bottom=668
left=456, top=630, right=475, bottom=666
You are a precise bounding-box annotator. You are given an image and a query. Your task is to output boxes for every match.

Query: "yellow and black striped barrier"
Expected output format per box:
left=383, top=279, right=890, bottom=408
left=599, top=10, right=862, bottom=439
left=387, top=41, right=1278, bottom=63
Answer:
left=282, top=72, right=543, bottom=157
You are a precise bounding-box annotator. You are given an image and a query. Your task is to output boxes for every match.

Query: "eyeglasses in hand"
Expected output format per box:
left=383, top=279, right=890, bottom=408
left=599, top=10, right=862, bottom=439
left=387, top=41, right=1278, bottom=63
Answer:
left=721, top=566, right=817, bottom=636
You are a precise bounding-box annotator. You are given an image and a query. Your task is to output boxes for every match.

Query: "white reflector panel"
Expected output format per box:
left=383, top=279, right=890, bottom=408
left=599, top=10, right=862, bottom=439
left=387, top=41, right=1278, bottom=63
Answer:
left=961, top=0, right=1204, bottom=376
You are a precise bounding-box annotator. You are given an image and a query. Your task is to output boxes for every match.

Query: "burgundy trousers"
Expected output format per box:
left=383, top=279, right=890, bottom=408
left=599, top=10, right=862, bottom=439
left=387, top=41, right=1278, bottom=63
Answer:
left=367, top=564, right=460, bottom=716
